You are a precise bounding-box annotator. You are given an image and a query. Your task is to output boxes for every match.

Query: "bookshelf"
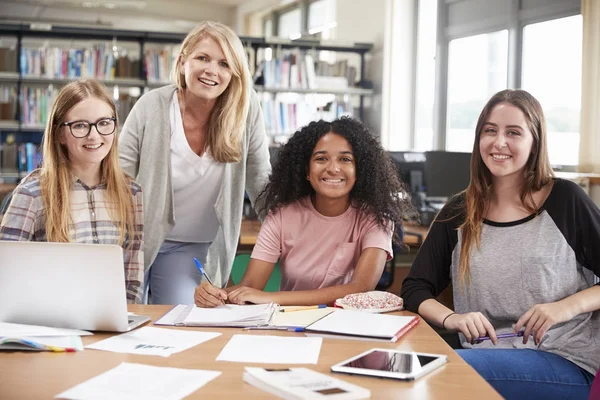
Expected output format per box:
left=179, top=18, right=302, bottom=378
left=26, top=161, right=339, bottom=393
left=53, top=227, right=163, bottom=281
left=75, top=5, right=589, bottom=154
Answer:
left=0, top=23, right=374, bottom=181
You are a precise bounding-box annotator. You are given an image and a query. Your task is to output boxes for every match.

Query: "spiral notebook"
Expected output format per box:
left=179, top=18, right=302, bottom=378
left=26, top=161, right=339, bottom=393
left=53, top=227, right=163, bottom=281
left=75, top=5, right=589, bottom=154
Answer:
left=155, top=303, right=278, bottom=328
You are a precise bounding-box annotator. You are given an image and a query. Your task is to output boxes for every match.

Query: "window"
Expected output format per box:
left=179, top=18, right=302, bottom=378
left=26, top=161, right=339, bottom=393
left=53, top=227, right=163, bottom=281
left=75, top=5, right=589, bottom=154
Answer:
left=446, top=30, right=508, bottom=152
left=522, top=15, right=582, bottom=166
left=277, top=8, right=302, bottom=40
left=308, top=0, right=337, bottom=40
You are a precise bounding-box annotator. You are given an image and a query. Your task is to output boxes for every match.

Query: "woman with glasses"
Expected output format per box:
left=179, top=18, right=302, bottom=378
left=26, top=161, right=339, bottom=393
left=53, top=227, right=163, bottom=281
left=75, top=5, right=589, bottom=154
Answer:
left=0, top=79, right=144, bottom=304
left=119, top=21, right=271, bottom=305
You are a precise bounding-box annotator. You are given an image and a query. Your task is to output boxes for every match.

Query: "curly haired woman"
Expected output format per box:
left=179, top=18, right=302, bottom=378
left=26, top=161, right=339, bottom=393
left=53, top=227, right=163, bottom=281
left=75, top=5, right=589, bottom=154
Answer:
left=194, top=117, right=413, bottom=307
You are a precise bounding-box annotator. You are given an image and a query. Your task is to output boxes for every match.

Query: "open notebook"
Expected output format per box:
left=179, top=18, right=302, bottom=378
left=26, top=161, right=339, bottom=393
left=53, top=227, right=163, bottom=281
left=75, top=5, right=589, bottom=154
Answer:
left=155, top=304, right=279, bottom=328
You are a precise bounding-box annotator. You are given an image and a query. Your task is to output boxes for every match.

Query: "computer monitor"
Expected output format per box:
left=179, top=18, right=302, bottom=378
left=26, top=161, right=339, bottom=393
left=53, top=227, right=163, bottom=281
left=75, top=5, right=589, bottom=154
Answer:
left=424, top=151, right=472, bottom=200
left=388, top=152, right=426, bottom=194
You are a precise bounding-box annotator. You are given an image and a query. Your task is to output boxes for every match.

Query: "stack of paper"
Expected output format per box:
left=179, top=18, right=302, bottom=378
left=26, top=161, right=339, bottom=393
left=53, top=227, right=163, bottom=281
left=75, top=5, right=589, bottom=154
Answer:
left=0, top=322, right=91, bottom=352
left=243, top=367, right=371, bottom=399
left=155, top=303, right=278, bottom=328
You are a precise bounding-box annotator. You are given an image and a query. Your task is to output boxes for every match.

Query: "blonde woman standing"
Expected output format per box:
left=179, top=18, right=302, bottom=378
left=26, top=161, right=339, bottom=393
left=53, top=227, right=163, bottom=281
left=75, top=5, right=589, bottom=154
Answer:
left=0, top=79, right=144, bottom=303
left=119, top=21, right=271, bottom=304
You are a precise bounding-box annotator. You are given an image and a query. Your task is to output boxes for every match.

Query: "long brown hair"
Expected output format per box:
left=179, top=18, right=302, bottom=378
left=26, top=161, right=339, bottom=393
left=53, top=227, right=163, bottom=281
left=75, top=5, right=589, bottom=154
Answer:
left=173, top=21, right=252, bottom=163
left=41, top=79, right=136, bottom=246
left=458, top=89, right=554, bottom=285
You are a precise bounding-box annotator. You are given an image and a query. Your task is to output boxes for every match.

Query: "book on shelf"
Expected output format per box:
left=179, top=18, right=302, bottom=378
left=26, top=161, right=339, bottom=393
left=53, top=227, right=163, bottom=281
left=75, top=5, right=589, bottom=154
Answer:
left=20, top=45, right=139, bottom=80
left=144, top=46, right=178, bottom=83
left=243, top=367, right=371, bottom=400
left=0, top=48, right=17, bottom=73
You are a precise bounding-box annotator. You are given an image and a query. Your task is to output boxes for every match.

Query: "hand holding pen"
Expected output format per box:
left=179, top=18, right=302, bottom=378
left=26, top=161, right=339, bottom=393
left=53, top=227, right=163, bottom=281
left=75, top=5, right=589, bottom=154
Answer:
left=193, top=258, right=227, bottom=308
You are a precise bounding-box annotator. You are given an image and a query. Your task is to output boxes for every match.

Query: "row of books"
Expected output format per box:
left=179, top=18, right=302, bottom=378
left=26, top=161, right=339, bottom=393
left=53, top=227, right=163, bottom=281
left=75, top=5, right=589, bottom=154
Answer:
left=20, top=46, right=140, bottom=80
left=261, top=94, right=354, bottom=137
left=0, top=141, right=41, bottom=175
left=144, top=47, right=179, bottom=83
left=20, top=86, right=58, bottom=127
left=259, top=51, right=358, bottom=90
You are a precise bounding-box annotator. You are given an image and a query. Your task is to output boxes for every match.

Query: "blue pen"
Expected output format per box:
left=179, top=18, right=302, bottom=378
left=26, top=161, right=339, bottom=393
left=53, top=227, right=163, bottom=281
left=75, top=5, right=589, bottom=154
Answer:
left=194, top=258, right=214, bottom=286
left=244, top=326, right=305, bottom=332
left=475, top=331, right=526, bottom=342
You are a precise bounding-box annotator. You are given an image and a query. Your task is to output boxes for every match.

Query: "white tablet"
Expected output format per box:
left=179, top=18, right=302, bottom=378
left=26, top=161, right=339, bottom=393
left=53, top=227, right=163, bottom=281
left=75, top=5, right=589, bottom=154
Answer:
left=331, top=348, right=448, bottom=381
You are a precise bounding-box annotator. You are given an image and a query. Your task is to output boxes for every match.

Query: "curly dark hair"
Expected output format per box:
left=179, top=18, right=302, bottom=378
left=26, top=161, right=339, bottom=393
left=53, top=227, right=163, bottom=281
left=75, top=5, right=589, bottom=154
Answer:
left=258, top=117, right=413, bottom=244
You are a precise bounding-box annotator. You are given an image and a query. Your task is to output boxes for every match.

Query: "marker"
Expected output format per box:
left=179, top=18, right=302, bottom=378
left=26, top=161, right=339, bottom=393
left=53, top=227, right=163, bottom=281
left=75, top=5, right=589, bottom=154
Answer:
left=244, top=326, right=305, bottom=332
left=279, top=305, right=327, bottom=313
left=194, top=258, right=214, bottom=286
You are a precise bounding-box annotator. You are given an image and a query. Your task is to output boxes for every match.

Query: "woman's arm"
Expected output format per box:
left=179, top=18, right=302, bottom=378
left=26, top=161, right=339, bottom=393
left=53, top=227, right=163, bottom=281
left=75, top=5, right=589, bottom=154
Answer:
left=123, top=185, right=144, bottom=304
left=244, top=91, right=271, bottom=220
left=227, top=247, right=388, bottom=306
left=118, top=101, right=143, bottom=179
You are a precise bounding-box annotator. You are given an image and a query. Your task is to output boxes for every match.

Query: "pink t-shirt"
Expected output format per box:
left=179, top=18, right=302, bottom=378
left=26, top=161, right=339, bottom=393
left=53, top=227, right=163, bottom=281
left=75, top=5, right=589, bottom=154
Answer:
left=251, top=197, right=393, bottom=291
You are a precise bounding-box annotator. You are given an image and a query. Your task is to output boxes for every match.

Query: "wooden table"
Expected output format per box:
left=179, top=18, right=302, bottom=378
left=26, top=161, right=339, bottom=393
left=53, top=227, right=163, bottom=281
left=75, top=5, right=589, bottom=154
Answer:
left=240, top=219, right=429, bottom=247
left=0, top=305, right=501, bottom=399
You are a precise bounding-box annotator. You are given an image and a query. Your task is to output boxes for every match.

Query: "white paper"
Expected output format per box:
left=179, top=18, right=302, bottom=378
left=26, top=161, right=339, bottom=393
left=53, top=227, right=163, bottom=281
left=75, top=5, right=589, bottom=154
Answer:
left=55, top=362, right=221, bottom=400
left=0, top=322, right=92, bottom=337
left=217, top=334, right=322, bottom=364
left=272, top=307, right=335, bottom=328
left=86, top=327, right=221, bottom=357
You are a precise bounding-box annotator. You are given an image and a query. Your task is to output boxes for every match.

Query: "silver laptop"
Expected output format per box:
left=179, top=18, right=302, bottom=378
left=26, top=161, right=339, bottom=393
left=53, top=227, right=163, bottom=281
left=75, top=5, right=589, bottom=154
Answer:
left=0, top=241, right=150, bottom=332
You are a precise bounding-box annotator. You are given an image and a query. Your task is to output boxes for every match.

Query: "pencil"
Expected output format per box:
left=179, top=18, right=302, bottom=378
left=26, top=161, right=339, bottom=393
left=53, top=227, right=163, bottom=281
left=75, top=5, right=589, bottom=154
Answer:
left=279, top=305, right=327, bottom=313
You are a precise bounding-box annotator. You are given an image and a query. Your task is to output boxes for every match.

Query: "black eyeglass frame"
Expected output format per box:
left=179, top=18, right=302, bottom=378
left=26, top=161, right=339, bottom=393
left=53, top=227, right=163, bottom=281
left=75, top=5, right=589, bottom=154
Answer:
left=60, top=117, right=117, bottom=138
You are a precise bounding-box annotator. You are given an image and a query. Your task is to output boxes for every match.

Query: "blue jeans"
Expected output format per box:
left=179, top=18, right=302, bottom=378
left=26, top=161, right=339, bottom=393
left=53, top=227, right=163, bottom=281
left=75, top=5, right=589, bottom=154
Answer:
left=144, top=240, right=211, bottom=305
left=456, top=349, right=594, bottom=399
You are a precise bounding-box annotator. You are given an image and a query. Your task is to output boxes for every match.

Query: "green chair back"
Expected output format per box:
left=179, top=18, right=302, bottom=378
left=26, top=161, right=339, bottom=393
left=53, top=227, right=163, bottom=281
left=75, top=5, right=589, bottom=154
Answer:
left=230, top=254, right=281, bottom=292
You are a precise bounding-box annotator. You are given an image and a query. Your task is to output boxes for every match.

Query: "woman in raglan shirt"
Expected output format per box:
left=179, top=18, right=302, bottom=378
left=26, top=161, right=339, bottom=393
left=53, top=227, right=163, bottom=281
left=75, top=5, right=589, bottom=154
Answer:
left=402, top=89, right=599, bottom=399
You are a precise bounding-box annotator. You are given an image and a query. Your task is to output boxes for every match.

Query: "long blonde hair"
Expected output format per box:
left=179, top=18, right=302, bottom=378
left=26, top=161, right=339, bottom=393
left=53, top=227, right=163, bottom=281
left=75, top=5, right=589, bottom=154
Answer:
left=458, top=89, right=554, bottom=285
left=173, top=21, right=252, bottom=163
left=41, top=79, right=136, bottom=246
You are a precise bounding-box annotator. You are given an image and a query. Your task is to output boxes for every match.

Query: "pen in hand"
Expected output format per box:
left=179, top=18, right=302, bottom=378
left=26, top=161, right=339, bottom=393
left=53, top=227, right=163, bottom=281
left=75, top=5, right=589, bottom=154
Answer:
left=194, top=257, right=225, bottom=305
left=475, top=331, right=526, bottom=343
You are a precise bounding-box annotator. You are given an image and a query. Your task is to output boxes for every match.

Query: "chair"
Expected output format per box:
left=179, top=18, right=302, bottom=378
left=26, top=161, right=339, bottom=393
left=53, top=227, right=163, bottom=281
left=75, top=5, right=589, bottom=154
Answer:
left=230, top=254, right=281, bottom=292
left=376, top=226, right=423, bottom=290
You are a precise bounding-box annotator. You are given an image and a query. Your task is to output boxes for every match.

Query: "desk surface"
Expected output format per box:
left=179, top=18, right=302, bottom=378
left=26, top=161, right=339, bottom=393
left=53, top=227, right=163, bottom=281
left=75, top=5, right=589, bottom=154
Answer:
left=240, top=219, right=429, bottom=247
left=0, top=305, right=500, bottom=399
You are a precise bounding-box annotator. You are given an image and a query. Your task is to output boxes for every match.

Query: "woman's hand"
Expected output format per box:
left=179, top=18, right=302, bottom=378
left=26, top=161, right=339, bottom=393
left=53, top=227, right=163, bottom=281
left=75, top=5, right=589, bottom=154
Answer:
left=514, top=301, right=575, bottom=345
left=227, top=286, right=273, bottom=305
left=194, top=281, right=228, bottom=308
left=444, top=312, right=498, bottom=345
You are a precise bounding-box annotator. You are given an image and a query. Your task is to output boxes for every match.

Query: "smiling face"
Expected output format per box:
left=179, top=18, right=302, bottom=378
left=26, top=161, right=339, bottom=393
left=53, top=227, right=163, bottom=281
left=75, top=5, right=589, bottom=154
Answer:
left=179, top=37, right=233, bottom=101
left=479, top=102, right=534, bottom=184
left=308, top=132, right=356, bottom=204
left=59, top=96, right=115, bottom=174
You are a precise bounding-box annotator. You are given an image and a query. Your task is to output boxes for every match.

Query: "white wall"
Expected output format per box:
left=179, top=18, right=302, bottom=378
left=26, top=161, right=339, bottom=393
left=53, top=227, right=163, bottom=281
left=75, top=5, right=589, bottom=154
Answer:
left=0, top=0, right=235, bottom=33
left=333, top=0, right=388, bottom=136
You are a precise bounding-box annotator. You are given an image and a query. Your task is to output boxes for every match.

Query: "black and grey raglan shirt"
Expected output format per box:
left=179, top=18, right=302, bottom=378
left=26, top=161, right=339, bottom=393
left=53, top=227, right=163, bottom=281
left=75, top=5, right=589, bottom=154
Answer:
left=401, top=179, right=600, bottom=376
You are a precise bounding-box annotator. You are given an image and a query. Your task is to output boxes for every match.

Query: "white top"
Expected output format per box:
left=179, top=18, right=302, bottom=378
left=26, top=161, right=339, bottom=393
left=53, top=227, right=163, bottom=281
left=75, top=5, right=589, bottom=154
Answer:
left=167, top=92, right=225, bottom=243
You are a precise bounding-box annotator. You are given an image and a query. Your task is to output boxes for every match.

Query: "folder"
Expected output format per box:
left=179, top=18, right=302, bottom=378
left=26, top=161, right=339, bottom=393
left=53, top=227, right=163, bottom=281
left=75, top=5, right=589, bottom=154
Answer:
left=303, top=309, right=419, bottom=342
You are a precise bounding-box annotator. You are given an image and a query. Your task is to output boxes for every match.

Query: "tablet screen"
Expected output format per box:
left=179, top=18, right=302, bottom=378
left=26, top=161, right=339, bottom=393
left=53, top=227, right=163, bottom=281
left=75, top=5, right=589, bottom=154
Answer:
left=339, top=350, right=440, bottom=374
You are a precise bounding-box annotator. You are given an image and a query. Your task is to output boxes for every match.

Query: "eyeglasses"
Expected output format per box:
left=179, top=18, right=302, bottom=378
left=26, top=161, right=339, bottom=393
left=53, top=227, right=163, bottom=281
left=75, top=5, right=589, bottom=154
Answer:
left=61, top=117, right=117, bottom=138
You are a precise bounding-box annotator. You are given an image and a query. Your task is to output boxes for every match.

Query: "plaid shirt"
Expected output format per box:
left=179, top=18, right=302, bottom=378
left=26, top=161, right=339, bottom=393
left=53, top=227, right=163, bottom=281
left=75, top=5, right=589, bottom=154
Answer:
left=0, top=172, right=144, bottom=303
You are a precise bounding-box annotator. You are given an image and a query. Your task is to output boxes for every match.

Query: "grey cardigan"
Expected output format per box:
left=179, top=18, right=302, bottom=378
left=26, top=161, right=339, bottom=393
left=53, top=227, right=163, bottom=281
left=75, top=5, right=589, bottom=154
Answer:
left=118, top=85, right=271, bottom=287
